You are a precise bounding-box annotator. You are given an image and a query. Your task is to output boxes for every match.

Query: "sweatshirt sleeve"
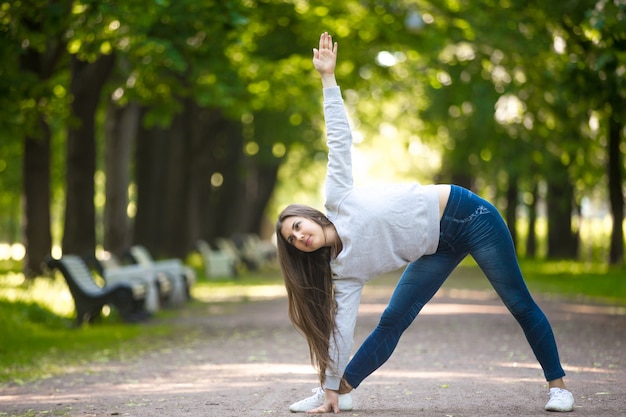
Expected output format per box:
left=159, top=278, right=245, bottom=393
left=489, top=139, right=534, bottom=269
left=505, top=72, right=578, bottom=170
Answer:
left=324, top=278, right=363, bottom=390
left=323, top=86, right=353, bottom=207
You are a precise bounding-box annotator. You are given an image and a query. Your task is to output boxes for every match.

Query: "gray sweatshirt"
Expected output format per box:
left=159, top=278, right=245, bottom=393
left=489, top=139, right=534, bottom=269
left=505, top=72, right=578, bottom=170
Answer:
left=322, top=86, right=441, bottom=390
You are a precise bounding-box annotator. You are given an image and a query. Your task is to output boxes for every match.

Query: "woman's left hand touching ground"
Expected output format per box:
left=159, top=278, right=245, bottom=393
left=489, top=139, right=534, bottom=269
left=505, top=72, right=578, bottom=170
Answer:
left=306, top=389, right=340, bottom=414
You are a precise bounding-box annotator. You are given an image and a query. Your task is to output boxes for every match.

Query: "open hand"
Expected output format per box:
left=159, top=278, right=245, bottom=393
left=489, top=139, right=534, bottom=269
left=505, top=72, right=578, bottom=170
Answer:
left=313, top=32, right=338, bottom=76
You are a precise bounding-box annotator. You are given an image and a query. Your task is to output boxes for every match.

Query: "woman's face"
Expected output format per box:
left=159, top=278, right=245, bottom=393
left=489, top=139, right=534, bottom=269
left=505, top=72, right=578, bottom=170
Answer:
left=280, top=216, right=326, bottom=253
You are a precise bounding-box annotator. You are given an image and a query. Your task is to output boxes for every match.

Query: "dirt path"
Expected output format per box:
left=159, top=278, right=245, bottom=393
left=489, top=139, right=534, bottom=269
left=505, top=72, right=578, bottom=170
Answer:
left=1, top=269, right=625, bottom=417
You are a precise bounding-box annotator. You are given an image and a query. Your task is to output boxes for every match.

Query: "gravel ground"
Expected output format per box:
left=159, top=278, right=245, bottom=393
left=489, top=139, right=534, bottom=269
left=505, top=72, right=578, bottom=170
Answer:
left=1, top=268, right=625, bottom=417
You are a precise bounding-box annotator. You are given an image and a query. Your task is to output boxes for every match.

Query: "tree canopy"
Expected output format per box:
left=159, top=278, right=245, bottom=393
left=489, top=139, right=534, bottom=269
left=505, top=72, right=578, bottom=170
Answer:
left=0, top=0, right=624, bottom=274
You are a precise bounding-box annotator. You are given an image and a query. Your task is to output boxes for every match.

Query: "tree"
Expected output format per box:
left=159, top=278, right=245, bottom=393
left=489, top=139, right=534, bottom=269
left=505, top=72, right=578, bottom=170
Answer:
left=103, top=100, right=140, bottom=257
left=531, top=0, right=625, bottom=262
left=2, top=0, right=622, bottom=269
left=62, top=53, right=115, bottom=256
left=585, top=2, right=626, bottom=265
left=3, top=1, right=72, bottom=276
left=407, top=0, right=622, bottom=261
left=123, top=0, right=251, bottom=256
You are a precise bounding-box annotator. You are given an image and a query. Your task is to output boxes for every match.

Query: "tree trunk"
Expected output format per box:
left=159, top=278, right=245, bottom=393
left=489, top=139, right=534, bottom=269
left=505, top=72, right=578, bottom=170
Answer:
left=505, top=177, right=518, bottom=250
left=546, top=172, right=577, bottom=259
left=241, top=161, right=280, bottom=235
left=161, top=103, right=192, bottom=258
left=103, top=100, right=140, bottom=258
left=188, top=107, right=219, bottom=246
left=211, top=118, right=245, bottom=239
left=608, top=116, right=624, bottom=265
left=62, top=53, right=115, bottom=256
left=526, top=180, right=538, bottom=258
left=134, top=102, right=193, bottom=259
left=191, top=108, right=244, bottom=245
left=22, top=119, right=52, bottom=277
left=134, top=112, right=169, bottom=256
left=18, top=17, right=67, bottom=277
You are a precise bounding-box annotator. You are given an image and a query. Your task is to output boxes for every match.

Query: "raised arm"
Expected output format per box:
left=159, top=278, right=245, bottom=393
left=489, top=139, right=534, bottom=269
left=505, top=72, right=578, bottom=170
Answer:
left=313, top=32, right=338, bottom=88
left=317, top=33, right=353, bottom=207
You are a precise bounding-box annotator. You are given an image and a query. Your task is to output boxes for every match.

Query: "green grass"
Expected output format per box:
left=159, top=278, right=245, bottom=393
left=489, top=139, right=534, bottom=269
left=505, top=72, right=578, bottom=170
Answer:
left=1, top=258, right=624, bottom=386
left=0, top=299, right=165, bottom=384
left=436, top=258, right=626, bottom=306
left=519, top=259, right=626, bottom=305
left=0, top=271, right=173, bottom=385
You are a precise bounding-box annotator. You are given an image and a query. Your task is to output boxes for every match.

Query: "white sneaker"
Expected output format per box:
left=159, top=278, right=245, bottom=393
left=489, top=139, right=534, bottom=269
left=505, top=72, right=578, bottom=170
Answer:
left=545, top=388, right=574, bottom=412
left=289, top=387, right=353, bottom=412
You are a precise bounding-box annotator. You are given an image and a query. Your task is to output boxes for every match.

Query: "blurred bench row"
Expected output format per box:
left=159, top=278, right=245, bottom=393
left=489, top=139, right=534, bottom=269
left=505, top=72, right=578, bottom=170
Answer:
left=197, top=234, right=276, bottom=279
left=45, top=235, right=277, bottom=326
left=46, top=245, right=196, bottom=326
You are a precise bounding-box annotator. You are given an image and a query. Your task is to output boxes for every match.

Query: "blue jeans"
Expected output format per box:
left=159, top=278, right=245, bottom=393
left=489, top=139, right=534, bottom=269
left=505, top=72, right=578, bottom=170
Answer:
left=343, top=185, right=565, bottom=388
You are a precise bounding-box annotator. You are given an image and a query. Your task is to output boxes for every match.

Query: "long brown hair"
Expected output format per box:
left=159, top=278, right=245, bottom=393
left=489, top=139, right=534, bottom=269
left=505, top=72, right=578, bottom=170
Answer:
left=276, top=204, right=338, bottom=386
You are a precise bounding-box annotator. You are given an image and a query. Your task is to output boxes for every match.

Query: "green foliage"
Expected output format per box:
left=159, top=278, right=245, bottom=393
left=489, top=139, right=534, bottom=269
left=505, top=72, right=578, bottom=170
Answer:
left=0, top=0, right=623, bottom=262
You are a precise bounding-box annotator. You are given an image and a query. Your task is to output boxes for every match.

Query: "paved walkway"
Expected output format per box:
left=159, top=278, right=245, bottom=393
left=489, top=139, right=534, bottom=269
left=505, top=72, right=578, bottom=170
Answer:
left=1, top=269, right=625, bottom=416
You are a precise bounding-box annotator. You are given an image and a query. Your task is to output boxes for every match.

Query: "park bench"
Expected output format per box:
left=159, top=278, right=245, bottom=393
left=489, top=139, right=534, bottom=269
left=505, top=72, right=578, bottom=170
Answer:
left=46, top=255, right=149, bottom=325
left=196, top=240, right=237, bottom=279
left=215, top=238, right=245, bottom=271
left=127, top=245, right=196, bottom=306
left=95, top=252, right=173, bottom=313
left=237, top=233, right=277, bottom=267
left=217, top=234, right=277, bottom=271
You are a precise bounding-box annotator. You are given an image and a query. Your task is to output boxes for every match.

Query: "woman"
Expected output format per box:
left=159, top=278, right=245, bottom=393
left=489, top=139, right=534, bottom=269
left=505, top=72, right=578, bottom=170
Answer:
left=276, top=32, right=574, bottom=414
